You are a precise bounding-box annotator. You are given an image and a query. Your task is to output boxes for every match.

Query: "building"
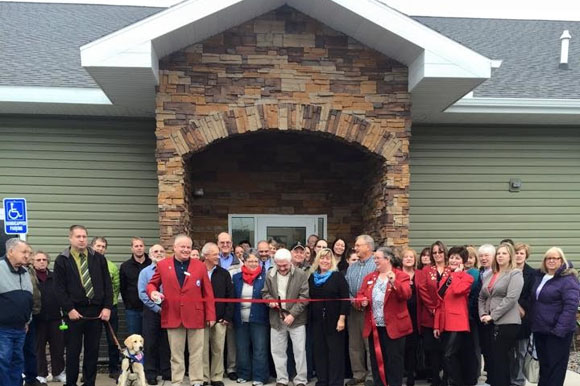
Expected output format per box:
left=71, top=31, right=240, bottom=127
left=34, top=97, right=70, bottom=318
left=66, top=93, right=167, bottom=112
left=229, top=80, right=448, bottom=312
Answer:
left=1, top=0, right=579, bottom=264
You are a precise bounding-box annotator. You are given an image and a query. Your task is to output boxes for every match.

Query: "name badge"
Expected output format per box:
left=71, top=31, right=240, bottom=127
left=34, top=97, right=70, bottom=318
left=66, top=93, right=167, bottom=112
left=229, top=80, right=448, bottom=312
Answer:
left=184, top=272, right=191, bottom=276
left=367, top=280, right=374, bottom=285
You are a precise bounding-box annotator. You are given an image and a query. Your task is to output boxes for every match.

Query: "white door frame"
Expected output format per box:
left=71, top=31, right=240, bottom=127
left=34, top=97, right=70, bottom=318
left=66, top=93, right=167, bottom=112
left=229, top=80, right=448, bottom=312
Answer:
left=228, top=214, right=327, bottom=246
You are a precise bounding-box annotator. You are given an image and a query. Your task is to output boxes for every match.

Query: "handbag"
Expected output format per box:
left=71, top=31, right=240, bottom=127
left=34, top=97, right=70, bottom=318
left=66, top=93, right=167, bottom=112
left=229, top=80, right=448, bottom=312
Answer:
left=523, top=334, right=540, bottom=383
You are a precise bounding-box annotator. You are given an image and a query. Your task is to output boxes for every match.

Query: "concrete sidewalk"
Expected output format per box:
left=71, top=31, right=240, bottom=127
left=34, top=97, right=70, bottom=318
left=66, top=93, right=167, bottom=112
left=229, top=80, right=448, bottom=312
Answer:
left=93, top=371, right=580, bottom=386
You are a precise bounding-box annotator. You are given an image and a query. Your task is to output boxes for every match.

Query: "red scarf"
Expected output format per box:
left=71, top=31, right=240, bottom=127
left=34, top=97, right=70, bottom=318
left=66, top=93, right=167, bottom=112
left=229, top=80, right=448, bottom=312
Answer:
left=242, top=265, right=262, bottom=285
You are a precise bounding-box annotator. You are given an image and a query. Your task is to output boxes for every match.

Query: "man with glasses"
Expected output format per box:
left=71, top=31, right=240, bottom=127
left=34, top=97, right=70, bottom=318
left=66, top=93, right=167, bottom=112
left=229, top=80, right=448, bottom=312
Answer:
left=257, top=240, right=273, bottom=271
left=217, top=232, right=240, bottom=380
left=345, top=235, right=376, bottom=386
left=138, top=244, right=170, bottom=385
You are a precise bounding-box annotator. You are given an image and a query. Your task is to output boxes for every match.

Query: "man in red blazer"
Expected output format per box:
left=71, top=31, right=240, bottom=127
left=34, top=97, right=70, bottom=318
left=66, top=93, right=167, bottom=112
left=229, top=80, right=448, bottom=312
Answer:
left=147, top=234, right=216, bottom=386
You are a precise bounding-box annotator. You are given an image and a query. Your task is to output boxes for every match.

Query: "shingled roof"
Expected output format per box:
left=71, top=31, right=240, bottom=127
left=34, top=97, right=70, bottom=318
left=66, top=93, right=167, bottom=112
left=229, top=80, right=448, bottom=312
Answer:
left=415, top=16, right=580, bottom=99
left=1, top=2, right=579, bottom=101
left=0, top=2, right=162, bottom=88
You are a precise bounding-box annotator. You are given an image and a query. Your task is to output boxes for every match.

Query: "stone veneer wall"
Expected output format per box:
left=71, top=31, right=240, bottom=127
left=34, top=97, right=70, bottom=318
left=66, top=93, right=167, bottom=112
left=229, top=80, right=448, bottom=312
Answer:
left=155, top=6, right=411, bottom=250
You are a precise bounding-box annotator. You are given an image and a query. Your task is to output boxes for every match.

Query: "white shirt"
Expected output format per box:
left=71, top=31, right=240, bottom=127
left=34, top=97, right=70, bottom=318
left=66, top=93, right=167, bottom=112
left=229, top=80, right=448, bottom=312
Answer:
left=535, top=274, right=553, bottom=299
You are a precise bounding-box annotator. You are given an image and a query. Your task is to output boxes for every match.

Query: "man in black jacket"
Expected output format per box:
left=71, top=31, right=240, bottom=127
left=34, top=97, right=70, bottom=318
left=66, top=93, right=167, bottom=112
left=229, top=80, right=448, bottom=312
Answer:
left=53, top=225, right=112, bottom=386
left=202, top=242, right=234, bottom=386
left=120, top=236, right=151, bottom=335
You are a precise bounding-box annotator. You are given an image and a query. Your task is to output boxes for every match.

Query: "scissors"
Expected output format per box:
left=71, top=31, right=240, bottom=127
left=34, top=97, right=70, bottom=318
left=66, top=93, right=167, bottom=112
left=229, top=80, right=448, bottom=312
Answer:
left=278, top=296, right=291, bottom=320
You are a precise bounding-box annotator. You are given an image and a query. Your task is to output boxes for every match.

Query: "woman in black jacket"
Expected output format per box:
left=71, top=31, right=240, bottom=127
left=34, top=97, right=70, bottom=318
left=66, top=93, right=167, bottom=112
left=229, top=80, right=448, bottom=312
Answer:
left=33, top=251, right=66, bottom=383
left=510, top=243, right=535, bottom=386
left=309, top=248, right=350, bottom=386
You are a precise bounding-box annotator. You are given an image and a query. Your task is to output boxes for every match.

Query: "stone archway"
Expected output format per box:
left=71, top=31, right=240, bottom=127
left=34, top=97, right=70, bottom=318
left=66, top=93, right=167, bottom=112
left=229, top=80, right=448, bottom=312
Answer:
left=154, top=5, right=411, bottom=250
left=157, top=103, right=408, bottom=249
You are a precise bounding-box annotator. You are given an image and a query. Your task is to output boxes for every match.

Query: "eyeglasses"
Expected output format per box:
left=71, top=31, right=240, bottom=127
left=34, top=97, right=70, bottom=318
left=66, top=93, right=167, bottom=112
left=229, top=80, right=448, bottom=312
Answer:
left=433, top=251, right=444, bottom=255
left=545, top=257, right=562, bottom=261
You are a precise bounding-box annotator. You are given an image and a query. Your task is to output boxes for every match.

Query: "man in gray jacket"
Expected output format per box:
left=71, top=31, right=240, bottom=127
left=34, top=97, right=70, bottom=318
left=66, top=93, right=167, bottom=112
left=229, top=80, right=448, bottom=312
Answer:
left=262, top=248, right=310, bottom=386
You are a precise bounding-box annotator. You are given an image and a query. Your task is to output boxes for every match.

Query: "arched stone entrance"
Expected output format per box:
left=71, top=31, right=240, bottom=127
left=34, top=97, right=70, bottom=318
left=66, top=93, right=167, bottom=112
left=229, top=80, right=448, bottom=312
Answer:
left=155, top=6, right=410, bottom=250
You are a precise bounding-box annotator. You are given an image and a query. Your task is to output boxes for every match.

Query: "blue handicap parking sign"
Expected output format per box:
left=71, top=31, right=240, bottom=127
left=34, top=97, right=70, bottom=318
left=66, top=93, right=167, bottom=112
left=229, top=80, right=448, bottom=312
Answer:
left=3, top=198, right=28, bottom=234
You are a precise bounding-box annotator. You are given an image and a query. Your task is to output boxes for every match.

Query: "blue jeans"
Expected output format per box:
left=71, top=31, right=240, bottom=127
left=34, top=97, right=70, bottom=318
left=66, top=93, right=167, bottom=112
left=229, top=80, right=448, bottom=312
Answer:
left=235, top=322, right=269, bottom=383
left=0, top=327, right=26, bottom=386
left=125, top=309, right=143, bottom=335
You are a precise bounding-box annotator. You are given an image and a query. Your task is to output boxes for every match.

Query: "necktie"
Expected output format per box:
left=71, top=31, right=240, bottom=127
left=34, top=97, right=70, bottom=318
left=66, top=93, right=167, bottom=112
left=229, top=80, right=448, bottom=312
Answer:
left=80, top=253, right=94, bottom=299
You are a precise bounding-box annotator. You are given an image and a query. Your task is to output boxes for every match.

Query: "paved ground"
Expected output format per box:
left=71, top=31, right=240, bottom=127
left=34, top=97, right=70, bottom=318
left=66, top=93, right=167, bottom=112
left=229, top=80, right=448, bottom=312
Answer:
left=90, top=371, right=580, bottom=386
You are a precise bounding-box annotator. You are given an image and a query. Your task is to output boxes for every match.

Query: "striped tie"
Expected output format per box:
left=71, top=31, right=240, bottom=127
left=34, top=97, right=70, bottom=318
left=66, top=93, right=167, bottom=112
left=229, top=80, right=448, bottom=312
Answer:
left=80, top=253, right=94, bottom=299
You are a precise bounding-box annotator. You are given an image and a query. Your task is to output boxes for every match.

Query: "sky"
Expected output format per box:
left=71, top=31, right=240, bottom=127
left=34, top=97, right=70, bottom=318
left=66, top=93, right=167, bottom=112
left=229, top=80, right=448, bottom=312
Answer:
left=3, top=0, right=580, bottom=21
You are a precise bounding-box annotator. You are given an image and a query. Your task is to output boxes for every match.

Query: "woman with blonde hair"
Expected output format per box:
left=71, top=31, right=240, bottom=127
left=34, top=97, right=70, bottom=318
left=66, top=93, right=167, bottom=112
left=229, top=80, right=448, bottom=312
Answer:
left=401, top=248, right=421, bottom=386
left=530, top=247, right=580, bottom=386
left=308, top=248, right=350, bottom=386
left=478, top=243, right=523, bottom=386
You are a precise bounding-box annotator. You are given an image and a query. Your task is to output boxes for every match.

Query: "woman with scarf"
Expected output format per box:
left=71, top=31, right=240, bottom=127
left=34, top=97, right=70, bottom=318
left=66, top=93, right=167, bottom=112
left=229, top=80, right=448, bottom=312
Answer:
left=356, top=247, right=413, bottom=386
left=232, top=251, right=269, bottom=386
left=308, top=247, right=350, bottom=386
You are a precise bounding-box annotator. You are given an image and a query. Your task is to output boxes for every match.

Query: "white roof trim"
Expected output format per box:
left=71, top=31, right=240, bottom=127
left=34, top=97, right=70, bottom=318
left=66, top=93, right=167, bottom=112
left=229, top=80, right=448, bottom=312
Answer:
left=447, top=97, right=580, bottom=114
left=0, top=86, right=111, bottom=105
left=78, top=0, right=491, bottom=115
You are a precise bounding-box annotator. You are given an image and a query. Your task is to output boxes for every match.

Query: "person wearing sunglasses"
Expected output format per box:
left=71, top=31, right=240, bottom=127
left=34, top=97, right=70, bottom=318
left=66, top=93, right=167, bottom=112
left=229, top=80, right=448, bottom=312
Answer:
left=530, top=247, right=580, bottom=386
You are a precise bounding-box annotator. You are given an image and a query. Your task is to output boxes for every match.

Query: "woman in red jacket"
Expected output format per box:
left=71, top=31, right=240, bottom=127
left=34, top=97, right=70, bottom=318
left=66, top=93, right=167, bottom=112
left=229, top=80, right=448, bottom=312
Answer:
left=434, top=246, right=473, bottom=386
left=356, top=247, right=412, bottom=386
left=416, top=240, right=450, bottom=386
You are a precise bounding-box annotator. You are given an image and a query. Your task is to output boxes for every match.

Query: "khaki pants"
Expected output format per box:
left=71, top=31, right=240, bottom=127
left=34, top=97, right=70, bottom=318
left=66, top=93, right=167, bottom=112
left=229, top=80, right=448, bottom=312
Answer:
left=167, top=326, right=205, bottom=385
left=348, top=307, right=371, bottom=380
left=270, top=325, right=307, bottom=385
left=203, top=322, right=227, bottom=382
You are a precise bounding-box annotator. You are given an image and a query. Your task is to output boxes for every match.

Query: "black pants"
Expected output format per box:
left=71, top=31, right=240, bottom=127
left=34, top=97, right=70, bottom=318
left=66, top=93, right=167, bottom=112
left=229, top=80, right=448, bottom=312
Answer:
left=368, top=327, right=405, bottom=386
left=36, top=319, right=65, bottom=377
left=143, top=307, right=171, bottom=380
left=441, top=332, right=466, bottom=386
left=488, top=324, right=519, bottom=386
left=24, top=317, right=38, bottom=382
left=479, top=322, right=492, bottom=377
left=65, top=306, right=103, bottom=386
left=459, top=319, right=481, bottom=386
left=403, top=331, right=418, bottom=385
left=312, top=319, right=345, bottom=386
left=535, top=332, right=573, bottom=386
left=103, top=305, right=120, bottom=374
left=422, top=327, right=443, bottom=386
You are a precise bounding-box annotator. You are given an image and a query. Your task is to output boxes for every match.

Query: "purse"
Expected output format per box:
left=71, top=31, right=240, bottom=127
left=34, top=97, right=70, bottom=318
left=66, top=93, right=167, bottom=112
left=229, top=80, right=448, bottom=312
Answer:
left=523, top=334, right=540, bottom=383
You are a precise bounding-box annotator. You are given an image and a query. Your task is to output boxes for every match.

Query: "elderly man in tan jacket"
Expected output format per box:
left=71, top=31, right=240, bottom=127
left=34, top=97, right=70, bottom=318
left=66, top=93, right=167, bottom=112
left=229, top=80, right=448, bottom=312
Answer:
left=262, top=248, right=310, bottom=386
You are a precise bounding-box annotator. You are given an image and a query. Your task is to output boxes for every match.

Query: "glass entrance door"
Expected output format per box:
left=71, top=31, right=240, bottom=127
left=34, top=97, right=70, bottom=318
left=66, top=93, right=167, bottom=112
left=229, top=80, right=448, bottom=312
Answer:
left=229, top=214, right=326, bottom=247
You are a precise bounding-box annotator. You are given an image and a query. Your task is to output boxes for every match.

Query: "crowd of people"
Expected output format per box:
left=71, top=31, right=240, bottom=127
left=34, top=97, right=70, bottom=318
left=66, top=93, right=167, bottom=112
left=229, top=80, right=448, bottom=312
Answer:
left=1, top=226, right=579, bottom=386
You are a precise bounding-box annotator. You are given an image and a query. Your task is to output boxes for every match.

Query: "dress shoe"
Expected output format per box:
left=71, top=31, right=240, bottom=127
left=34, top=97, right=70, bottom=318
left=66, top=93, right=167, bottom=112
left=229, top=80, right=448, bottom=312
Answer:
left=228, top=372, right=238, bottom=381
left=147, top=378, right=159, bottom=385
left=211, top=381, right=225, bottom=386
left=346, top=378, right=365, bottom=386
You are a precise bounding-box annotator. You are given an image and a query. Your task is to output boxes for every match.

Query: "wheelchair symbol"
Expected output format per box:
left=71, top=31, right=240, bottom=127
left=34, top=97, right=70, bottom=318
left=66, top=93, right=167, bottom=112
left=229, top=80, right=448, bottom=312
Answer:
left=7, top=202, right=23, bottom=220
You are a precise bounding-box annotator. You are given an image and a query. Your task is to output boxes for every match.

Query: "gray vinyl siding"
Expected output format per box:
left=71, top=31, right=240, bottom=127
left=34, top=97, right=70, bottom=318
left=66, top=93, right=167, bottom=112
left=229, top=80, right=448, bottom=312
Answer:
left=409, top=126, right=580, bottom=266
left=0, top=117, right=159, bottom=263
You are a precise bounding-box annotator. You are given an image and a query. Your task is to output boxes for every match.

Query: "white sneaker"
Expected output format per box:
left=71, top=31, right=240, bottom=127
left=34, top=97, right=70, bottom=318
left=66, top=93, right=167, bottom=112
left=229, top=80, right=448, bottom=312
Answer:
left=54, top=372, right=66, bottom=383
left=252, top=382, right=264, bottom=386
left=36, top=376, right=47, bottom=384
left=46, top=373, right=53, bottom=382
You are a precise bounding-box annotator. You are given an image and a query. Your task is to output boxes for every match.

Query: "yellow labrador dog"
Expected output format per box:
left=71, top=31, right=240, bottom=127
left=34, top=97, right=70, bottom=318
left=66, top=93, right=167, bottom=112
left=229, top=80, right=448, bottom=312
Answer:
left=118, top=334, right=146, bottom=386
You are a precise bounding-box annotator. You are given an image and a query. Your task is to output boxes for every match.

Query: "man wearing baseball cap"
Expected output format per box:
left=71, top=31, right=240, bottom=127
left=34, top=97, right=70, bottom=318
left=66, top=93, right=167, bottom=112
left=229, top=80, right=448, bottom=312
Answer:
left=290, top=242, right=309, bottom=271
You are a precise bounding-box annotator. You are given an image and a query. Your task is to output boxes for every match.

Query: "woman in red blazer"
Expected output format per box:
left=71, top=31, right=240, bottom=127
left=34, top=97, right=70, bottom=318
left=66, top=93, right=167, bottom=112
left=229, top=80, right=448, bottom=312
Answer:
left=434, top=246, right=473, bottom=386
left=356, top=247, right=412, bottom=386
left=416, top=240, right=450, bottom=386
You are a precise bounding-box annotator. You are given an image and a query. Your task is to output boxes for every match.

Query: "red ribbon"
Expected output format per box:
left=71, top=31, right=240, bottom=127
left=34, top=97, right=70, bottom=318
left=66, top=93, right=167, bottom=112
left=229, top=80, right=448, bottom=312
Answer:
left=371, top=318, right=388, bottom=386
left=210, top=297, right=360, bottom=303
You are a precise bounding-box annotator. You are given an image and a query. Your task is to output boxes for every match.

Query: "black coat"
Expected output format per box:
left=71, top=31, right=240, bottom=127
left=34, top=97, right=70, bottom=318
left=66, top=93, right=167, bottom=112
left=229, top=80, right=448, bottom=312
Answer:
left=210, top=265, right=234, bottom=323
left=517, top=263, right=536, bottom=339
left=308, top=271, right=350, bottom=332
left=53, top=248, right=113, bottom=313
left=36, top=269, right=62, bottom=321
left=120, top=254, right=152, bottom=311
